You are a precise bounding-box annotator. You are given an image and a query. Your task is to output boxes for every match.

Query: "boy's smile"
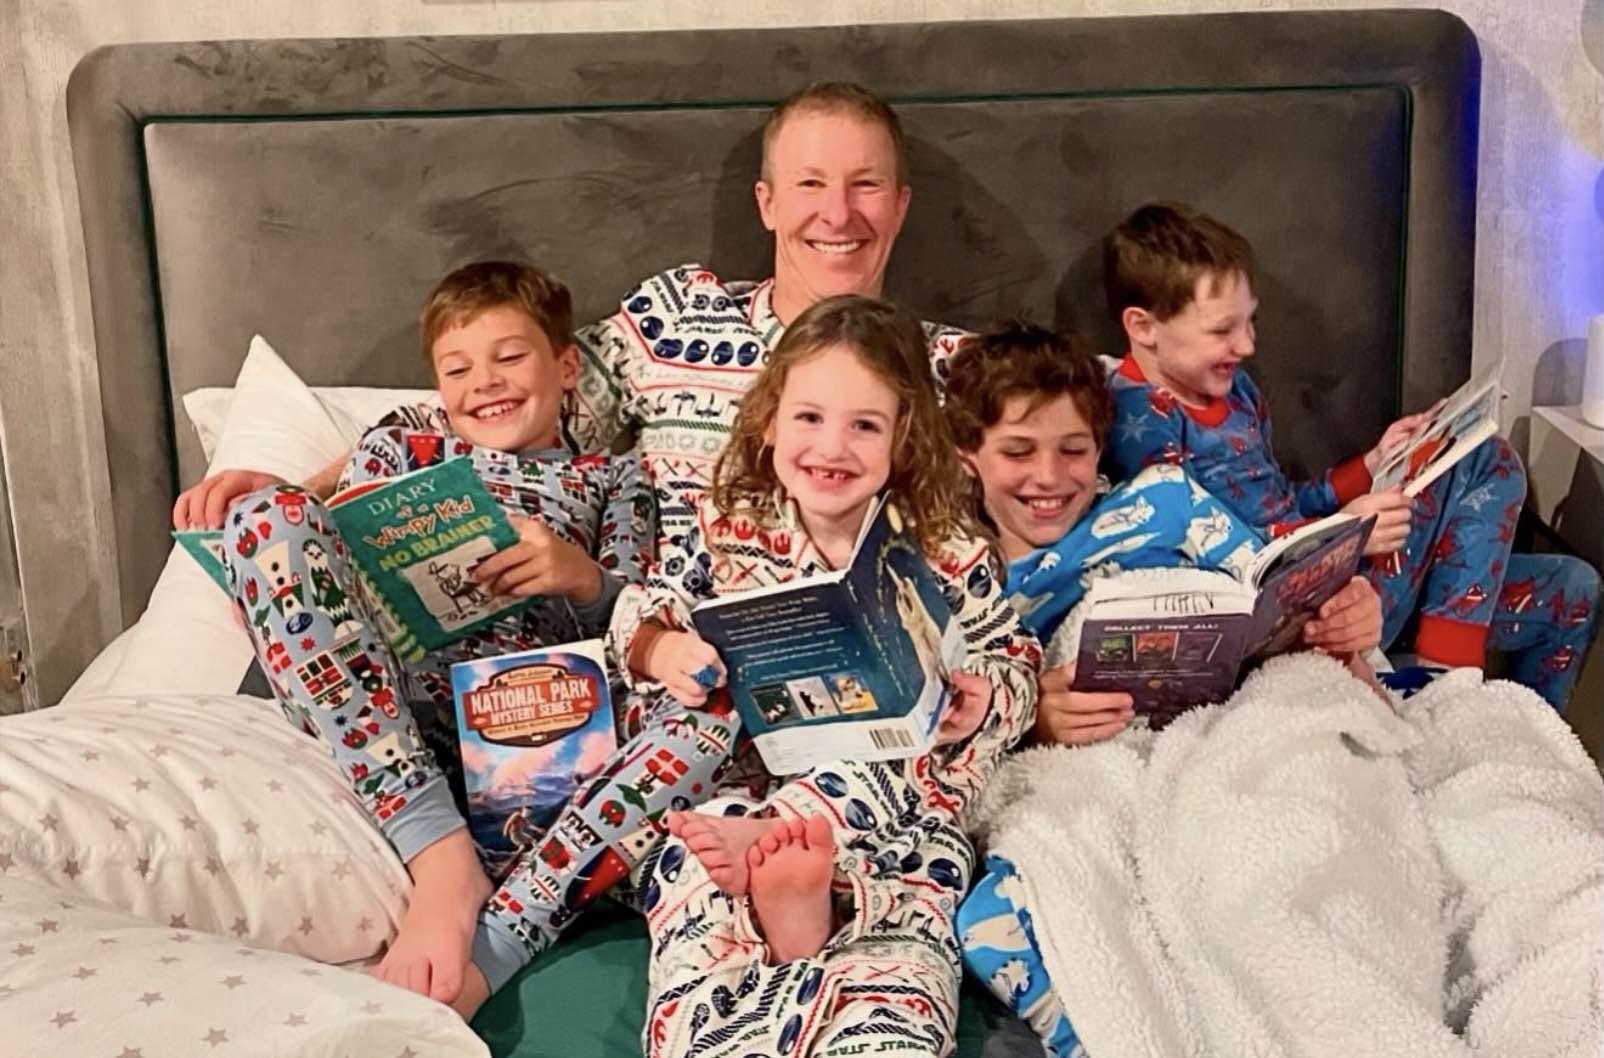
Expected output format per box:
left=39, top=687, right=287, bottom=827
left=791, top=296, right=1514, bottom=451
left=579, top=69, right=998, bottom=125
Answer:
left=1131, top=270, right=1258, bottom=407
left=432, top=304, right=578, bottom=452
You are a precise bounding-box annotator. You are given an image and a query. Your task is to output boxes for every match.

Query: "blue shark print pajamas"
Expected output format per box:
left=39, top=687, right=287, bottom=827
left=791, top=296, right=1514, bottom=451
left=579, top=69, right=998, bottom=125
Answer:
left=609, top=493, right=1041, bottom=1058
left=1104, top=356, right=1600, bottom=709
left=958, top=463, right=1263, bottom=1058
left=222, top=424, right=739, bottom=991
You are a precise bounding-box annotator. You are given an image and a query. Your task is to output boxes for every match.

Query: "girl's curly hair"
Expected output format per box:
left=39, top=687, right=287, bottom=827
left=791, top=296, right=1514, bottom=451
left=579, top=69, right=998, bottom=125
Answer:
left=711, top=294, right=976, bottom=559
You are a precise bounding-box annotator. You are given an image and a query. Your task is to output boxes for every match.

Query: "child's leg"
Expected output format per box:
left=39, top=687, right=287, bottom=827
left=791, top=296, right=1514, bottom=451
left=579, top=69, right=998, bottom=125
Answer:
left=1486, top=552, right=1601, bottom=710
left=958, top=857, right=1081, bottom=1058
left=222, top=485, right=489, bottom=999
left=1367, top=436, right=1526, bottom=666
left=467, top=687, right=740, bottom=996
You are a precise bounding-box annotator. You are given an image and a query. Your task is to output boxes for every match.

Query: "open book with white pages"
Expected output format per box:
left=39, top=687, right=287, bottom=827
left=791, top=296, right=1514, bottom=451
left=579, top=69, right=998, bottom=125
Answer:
left=1062, top=512, right=1375, bottom=728
left=690, top=496, right=966, bottom=775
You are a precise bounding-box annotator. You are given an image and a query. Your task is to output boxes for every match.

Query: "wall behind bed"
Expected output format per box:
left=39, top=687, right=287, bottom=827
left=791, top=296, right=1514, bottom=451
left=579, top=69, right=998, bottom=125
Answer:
left=4, top=0, right=1602, bottom=705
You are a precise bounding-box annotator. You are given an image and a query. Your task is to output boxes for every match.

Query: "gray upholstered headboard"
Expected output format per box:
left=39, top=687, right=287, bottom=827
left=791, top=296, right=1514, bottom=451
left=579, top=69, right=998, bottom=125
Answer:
left=64, top=10, right=1479, bottom=636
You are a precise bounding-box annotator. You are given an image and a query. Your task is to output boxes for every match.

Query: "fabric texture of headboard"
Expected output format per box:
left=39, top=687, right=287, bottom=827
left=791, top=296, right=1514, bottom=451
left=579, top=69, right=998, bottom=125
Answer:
left=63, top=10, right=1479, bottom=632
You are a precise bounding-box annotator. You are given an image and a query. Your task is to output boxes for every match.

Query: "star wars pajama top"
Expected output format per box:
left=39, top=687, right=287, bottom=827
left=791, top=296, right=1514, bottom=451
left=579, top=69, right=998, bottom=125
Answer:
left=608, top=491, right=1041, bottom=1058
left=1104, top=356, right=1599, bottom=708
left=221, top=424, right=731, bottom=991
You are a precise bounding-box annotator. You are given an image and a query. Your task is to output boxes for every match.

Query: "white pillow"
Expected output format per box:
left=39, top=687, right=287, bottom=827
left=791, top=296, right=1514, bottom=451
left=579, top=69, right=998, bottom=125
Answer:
left=0, top=877, right=486, bottom=1058
left=0, top=691, right=410, bottom=962
left=64, top=336, right=364, bottom=702
left=182, top=383, right=439, bottom=463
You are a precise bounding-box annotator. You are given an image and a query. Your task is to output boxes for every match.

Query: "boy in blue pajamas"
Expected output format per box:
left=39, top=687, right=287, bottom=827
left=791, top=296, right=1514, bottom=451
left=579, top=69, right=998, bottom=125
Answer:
left=1101, top=202, right=1599, bottom=710
left=198, top=262, right=742, bottom=1020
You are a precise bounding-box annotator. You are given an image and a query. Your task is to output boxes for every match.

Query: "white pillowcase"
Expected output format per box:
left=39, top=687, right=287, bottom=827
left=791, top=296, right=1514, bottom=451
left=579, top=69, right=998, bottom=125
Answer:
left=0, top=691, right=410, bottom=963
left=65, top=336, right=434, bottom=702
left=1, top=877, right=485, bottom=1057
left=182, top=382, right=438, bottom=464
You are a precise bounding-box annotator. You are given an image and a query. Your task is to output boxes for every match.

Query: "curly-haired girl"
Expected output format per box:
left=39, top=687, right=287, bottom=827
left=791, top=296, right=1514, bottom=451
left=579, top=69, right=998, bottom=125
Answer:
left=606, top=294, right=1040, bottom=1058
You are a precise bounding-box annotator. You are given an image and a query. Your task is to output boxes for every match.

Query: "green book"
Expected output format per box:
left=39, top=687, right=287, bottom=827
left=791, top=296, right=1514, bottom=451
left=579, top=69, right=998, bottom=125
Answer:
left=327, top=458, right=530, bottom=660
left=172, top=528, right=229, bottom=592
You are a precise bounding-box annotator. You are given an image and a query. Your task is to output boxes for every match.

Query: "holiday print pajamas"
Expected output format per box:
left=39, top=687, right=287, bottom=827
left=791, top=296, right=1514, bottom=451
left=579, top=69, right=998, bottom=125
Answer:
left=222, top=424, right=726, bottom=990
left=1105, top=356, right=1600, bottom=708
left=610, top=493, right=1041, bottom=1058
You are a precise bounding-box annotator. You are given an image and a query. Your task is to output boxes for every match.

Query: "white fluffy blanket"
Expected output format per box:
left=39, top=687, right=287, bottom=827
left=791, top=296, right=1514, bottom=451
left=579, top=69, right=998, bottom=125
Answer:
left=969, top=654, right=1603, bottom=1058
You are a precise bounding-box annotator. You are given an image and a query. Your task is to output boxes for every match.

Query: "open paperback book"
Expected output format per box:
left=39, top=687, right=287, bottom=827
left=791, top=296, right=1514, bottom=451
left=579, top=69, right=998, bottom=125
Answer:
left=1065, top=512, right=1374, bottom=727
left=450, top=639, right=618, bottom=878
left=690, top=496, right=967, bottom=775
left=1371, top=356, right=1504, bottom=496
left=326, top=456, right=530, bottom=660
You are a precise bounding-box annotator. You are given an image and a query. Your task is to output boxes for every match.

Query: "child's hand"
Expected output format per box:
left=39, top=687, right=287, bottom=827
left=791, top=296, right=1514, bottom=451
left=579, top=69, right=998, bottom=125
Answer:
left=936, top=670, right=992, bottom=746
left=474, top=515, right=603, bottom=604
left=1034, top=663, right=1134, bottom=747
left=1363, top=399, right=1446, bottom=474
left=1340, top=487, right=1413, bottom=555
left=1302, top=575, right=1383, bottom=656
left=172, top=469, right=288, bottom=530
left=642, top=629, right=725, bottom=708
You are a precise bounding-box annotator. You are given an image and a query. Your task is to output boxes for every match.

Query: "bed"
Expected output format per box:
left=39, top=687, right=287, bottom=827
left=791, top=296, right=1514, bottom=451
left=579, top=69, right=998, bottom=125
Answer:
left=4, top=9, right=1483, bottom=1057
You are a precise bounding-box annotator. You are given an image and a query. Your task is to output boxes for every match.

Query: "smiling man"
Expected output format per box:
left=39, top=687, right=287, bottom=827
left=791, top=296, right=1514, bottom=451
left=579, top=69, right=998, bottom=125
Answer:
left=568, top=82, right=965, bottom=540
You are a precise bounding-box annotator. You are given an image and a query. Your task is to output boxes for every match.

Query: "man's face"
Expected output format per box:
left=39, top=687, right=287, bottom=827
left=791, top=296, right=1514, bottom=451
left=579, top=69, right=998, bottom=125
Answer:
left=1130, top=271, right=1258, bottom=406
left=755, top=109, right=911, bottom=319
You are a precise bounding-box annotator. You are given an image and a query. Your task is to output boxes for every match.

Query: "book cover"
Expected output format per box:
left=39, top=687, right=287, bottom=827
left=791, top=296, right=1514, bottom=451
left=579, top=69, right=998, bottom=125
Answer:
left=451, top=639, right=618, bottom=877
left=1371, top=357, right=1504, bottom=497
left=328, top=457, right=529, bottom=659
left=173, top=528, right=229, bottom=593
left=690, top=498, right=966, bottom=774
left=1070, top=514, right=1373, bottom=726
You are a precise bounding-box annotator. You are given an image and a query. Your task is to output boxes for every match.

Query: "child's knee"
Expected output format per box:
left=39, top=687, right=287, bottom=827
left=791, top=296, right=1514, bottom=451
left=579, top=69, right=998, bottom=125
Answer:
left=1482, top=435, right=1528, bottom=505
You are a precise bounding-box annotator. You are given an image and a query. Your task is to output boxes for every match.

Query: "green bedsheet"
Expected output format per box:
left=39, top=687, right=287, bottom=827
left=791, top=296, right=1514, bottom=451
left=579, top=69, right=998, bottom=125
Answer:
left=472, top=904, right=997, bottom=1057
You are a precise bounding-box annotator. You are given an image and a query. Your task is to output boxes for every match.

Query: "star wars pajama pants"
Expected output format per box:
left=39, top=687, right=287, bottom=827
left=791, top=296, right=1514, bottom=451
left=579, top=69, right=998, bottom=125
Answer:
left=639, top=789, right=973, bottom=1058
left=221, top=485, right=736, bottom=991
left=1366, top=437, right=1599, bottom=708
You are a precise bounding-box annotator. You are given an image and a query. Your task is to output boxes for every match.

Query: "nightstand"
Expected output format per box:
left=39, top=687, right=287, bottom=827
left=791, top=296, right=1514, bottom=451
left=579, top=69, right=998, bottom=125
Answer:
left=1526, top=406, right=1604, bottom=763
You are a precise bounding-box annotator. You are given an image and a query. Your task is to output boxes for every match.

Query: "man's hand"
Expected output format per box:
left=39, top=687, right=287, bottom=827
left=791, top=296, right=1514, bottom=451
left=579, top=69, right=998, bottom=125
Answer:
left=1033, top=663, right=1134, bottom=747
left=1340, top=487, right=1413, bottom=555
left=472, top=515, right=602, bottom=604
left=1302, top=575, right=1383, bottom=656
left=935, top=670, right=992, bottom=746
left=172, top=469, right=287, bottom=530
left=638, top=628, right=725, bottom=708
left=1363, top=399, right=1445, bottom=475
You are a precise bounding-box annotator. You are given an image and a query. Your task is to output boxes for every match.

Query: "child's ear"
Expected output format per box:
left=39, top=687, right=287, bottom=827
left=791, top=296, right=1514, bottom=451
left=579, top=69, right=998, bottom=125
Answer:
left=1121, top=306, right=1157, bottom=349
left=956, top=449, right=979, bottom=478
left=558, top=343, right=581, bottom=390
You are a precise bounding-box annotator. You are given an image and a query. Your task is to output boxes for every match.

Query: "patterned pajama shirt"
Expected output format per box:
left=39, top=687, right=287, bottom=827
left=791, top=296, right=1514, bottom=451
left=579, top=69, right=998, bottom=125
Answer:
left=222, top=424, right=724, bottom=991
left=609, top=492, right=1041, bottom=1058
left=1005, top=463, right=1263, bottom=641
left=1105, top=356, right=1600, bottom=709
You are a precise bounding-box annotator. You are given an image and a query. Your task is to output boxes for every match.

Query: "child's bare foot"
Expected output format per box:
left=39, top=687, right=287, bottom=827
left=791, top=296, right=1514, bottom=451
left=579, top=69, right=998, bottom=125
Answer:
left=666, top=810, right=775, bottom=895
left=372, top=829, right=493, bottom=1004
left=747, top=815, right=835, bottom=964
